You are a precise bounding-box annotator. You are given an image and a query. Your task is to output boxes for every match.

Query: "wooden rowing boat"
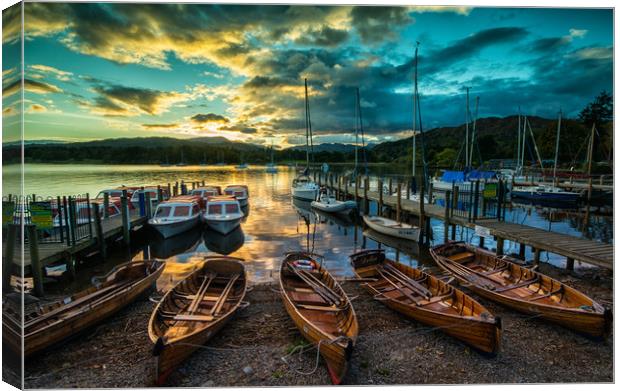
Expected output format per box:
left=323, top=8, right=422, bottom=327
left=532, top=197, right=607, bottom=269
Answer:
left=350, top=249, right=501, bottom=354
left=430, top=241, right=611, bottom=338
left=149, top=256, right=247, bottom=385
left=2, top=260, right=164, bottom=358
left=279, top=252, right=358, bottom=384
left=362, top=215, right=421, bottom=241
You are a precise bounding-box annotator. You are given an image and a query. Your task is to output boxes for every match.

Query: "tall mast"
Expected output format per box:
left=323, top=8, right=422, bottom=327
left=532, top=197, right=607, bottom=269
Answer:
left=465, top=87, right=470, bottom=169
left=355, top=88, right=359, bottom=174
left=304, top=78, right=310, bottom=169
left=469, top=96, right=479, bottom=167
left=520, top=115, right=527, bottom=172
left=552, top=109, right=562, bottom=185
left=517, top=108, right=521, bottom=175
left=412, top=42, right=419, bottom=177
left=587, top=123, right=595, bottom=176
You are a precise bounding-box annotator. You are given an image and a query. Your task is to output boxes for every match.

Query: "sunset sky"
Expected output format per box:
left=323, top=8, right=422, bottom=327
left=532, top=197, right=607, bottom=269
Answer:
left=1, top=3, right=613, bottom=146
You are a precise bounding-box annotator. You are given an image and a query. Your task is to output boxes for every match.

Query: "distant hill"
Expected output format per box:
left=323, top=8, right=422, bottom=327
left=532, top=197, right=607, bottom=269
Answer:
left=286, top=142, right=378, bottom=153
left=3, top=116, right=610, bottom=167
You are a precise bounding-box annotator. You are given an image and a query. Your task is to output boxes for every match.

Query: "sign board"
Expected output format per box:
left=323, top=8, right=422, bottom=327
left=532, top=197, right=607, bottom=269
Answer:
left=30, top=201, right=54, bottom=229
left=2, top=201, right=15, bottom=226
left=475, top=225, right=492, bottom=238
left=483, top=183, right=498, bottom=198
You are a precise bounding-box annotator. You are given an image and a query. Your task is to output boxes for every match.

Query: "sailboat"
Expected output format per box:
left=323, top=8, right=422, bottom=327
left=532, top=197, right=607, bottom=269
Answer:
left=176, top=149, right=187, bottom=167
left=236, top=152, right=248, bottom=169
left=512, top=110, right=580, bottom=203
left=345, top=88, right=366, bottom=186
left=391, top=42, right=429, bottom=203
left=291, top=78, right=319, bottom=201
left=265, top=140, right=278, bottom=173
left=430, top=88, right=497, bottom=195
left=160, top=153, right=172, bottom=167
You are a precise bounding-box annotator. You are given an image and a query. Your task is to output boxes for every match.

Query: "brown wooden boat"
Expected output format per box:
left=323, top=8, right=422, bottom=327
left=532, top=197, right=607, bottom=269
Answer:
left=2, top=260, right=164, bottom=358
left=148, top=256, right=247, bottom=385
left=279, top=251, right=358, bottom=385
left=350, top=249, right=500, bottom=354
left=431, top=241, right=611, bottom=338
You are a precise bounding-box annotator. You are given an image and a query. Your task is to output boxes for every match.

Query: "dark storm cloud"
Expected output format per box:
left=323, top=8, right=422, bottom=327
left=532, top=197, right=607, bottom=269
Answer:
left=190, top=113, right=230, bottom=124
left=294, top=26, right=349, bottom=47
left=92, top=85, right=176, bottom=115
left=350, top=6, right=412, bottom=44
left=529, top=37, right=570, bottom=53
left=422, top=27, right=529, bottom=72
left=3, top=79, right=63, bottom=97
left=219, top=124, right=258, bottom=134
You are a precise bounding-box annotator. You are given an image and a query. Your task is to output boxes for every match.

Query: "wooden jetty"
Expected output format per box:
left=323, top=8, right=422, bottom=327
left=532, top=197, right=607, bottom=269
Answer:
left=314, top=171, right=613, bottom=271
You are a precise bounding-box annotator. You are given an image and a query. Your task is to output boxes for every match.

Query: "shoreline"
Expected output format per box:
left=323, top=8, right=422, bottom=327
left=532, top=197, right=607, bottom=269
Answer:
left=11, top=261, right=613, bottom=387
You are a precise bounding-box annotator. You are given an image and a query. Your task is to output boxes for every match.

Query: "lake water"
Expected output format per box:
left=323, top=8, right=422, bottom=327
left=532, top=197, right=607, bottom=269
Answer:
left=2, top=164, right=613, bottom=292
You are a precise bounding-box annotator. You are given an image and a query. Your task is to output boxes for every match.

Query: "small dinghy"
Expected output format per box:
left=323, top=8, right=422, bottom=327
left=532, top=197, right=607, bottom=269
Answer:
left=362, top=215, right=421, bottom=242
left=190, top=185, right=222, bottom=201
left=311, top=189, right=356, bottom=213
left=203, top=196, right=244, bottom=235
left=149, top=257, right=247, bottom=384
left=279, top=252, right=358, bottom=384
left=350, top=249, right=500, bottom=353
left=149, top=196, right=203, bottom=238
left=3, top=260, right=164, bottom=357
left=430, top=242, right=611, bottom=338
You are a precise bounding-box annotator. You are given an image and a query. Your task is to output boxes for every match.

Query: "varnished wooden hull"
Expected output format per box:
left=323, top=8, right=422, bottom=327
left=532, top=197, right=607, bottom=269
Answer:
left=431, top=242, right=611, bottom=338
left=350, top=250, right=500, bottom=354
left=149, top=257, right=247, bottom=385
left=5, top=260, right=164, bottom=358
left=279, top=252, right=358, bottom=384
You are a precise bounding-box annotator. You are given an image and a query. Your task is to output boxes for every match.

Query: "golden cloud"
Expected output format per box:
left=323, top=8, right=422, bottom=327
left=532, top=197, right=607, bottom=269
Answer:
left=2, top=79, right=63, bottom=98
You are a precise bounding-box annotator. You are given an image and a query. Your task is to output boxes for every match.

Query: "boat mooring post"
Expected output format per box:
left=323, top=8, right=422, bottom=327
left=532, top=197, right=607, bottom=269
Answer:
left=121, top=192, right=131, bottom=246
left=406, top=179, right=411, bottom=199
left=167, top=183, right=172, bottom=197
left=2, top=223, right=18, bottom=293
left=344, top=177, right=349, bottom=201
left=396, top=183, right=402, bottom=222
left=533, top=247, right=541, bottom=265
left=336, top=175, right=341, bottom=200
left=157, top=186, right=164, bottom=204
left=138, top=192, right=146, bottom=217
left=566, top=257, right=575, bottom=271
left=26, top=224, right=44, bottom=296
left=443, top=190, right=451, bottom=243
left=92, top=202, right=107, bottom=259
left=363, top=177, right=369, bottom=214
left=519, top=243, right=526, bottom=259
left=388, top=178, right=393, bottom=195
left=145, top=192, right=152, bottom=219
left=496, top=237, right=504, bottom=256
left=419, top=179, right=426, bottom=244
left=427, top=181, right=433, bottom=204
left=452, top=186, right=459, bottom=219
left=378, top=180, right=384, bottom=217
left=103, top=192, right=110, bottom=218
left=354, top=177, right=359, bottom=205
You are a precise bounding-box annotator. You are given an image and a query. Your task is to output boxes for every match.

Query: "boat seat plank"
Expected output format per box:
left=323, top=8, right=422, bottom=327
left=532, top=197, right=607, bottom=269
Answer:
left=296, top=304, right=344, bottom=312
left=494, top=278, right=538, bottom=292
left=448, top=252, right=475, bottom=262
left=173, top=314, right=215, bottom=322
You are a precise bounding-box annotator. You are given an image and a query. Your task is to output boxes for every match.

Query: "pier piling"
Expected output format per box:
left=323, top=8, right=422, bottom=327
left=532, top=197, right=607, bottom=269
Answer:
left=27, top=224, right=44, bottom=296
left=92, top=202, right=107, bottom=259
left=121, top=194, right=130, bottom=246
left=2, top=223, right=18, bottom=293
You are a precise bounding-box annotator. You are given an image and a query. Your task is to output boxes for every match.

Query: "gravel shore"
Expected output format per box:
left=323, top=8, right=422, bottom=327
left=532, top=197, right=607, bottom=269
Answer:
left=8, top=262, right=614, bottom=387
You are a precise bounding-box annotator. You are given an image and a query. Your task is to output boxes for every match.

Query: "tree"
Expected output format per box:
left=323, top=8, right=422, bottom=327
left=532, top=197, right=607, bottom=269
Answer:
left=434, top=148, right=457, bottom=167
left=578, top=91, right=613, bottom=127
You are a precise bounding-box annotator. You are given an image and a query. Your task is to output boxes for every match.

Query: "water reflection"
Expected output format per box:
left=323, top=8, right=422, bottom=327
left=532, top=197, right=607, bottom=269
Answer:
left=148, top=226, right=203, bottom=259
left=203, top=226, right=245, bottom=255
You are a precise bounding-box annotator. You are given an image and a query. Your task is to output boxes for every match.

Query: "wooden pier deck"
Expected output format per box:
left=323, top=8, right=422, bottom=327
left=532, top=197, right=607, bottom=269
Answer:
left=10, top=211, right=147, bottom=268
left=332, top=185, right=613, bottom=270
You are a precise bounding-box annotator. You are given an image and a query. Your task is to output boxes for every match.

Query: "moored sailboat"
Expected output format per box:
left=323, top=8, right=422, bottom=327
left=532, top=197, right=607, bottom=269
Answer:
left=291, top=78, right=319, bottom=201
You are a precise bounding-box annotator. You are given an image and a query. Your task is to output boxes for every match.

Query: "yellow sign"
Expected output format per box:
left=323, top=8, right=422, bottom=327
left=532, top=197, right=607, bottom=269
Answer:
left=2, top=201, right=15, bottom=226
left=30, top=201, right=54, bottom=229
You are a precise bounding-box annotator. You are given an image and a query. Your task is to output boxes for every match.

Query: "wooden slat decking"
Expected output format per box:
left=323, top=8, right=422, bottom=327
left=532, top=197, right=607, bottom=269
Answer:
left=9, top=212, right=147, bottom=268
left=329, top=186, right=613, bottom=270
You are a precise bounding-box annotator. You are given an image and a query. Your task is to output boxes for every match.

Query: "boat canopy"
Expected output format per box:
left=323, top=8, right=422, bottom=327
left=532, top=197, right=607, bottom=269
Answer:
left=441, top=170, right=497, bottom=183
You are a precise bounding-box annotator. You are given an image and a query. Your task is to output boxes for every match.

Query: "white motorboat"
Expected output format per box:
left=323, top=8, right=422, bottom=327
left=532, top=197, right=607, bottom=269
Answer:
left=190, top=186, right=222, bottom=202
left=224, top=185, right=249, bottom=207
left=311, top=190, right=356, bottom=213
left=292, top=175, right=319, bottom=201
left=291, top=78, right=319, bottom=202
left=148, top=196, right=202, bottom=239
left=131, top=187, right=169, bottom=209
left=362, top=215, right=421, bottom=242
left=203, top=196, right=244, bottom=235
